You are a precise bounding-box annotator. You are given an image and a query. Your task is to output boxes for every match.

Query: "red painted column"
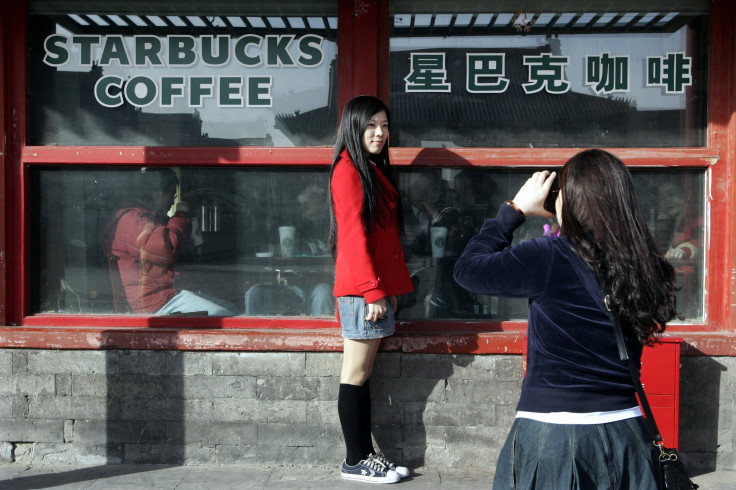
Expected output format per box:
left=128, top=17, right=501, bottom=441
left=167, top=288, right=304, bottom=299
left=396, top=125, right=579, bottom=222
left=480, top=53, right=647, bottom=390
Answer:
left=707, top=0, right=736, bottom=332
left=337, top=0, right=389, bottom=114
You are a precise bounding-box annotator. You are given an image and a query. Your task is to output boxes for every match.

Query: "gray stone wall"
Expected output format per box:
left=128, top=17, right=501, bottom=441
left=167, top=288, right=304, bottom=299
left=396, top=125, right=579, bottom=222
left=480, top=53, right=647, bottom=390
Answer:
left=0, top=348, right=733, bottom=473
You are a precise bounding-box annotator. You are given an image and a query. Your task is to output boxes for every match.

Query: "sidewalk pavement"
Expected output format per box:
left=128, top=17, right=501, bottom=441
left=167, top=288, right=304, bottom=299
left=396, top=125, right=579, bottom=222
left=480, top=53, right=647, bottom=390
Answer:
left=0, top=464, right=732, bottom=489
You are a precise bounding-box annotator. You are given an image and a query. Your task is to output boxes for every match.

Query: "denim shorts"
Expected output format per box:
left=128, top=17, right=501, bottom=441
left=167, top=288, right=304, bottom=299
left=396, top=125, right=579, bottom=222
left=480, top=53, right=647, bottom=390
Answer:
left=337, top=296, right=395, bottom=340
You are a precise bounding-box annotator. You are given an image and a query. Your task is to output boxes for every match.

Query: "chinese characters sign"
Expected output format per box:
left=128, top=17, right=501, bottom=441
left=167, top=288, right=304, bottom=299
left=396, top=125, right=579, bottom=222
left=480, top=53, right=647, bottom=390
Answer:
left=403, top=50, right=692, bottom=95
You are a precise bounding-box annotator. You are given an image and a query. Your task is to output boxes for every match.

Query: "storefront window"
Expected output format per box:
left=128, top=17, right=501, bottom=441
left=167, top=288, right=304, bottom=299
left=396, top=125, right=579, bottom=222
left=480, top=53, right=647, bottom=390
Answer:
left=397, top=167, right=705, bottom=322
left=31, top=167, right=334, bottom=316
left=389, top=3, right=709, bottom=148
left=30, top=166, right=705, bottom=322
left=28, top=1, right=338, bottom=146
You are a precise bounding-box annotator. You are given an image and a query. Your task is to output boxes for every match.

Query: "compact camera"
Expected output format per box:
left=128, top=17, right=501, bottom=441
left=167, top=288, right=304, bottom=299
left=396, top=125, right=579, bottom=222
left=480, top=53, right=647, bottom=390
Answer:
left=543, top=174, right=560, bottom=214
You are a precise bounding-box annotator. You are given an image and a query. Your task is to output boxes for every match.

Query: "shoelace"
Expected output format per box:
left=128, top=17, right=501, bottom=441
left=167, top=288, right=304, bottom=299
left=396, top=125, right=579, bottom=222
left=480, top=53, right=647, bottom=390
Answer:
left=369, top=453, right=393, bottom=469
left=364, top=456, right=388, bottom=472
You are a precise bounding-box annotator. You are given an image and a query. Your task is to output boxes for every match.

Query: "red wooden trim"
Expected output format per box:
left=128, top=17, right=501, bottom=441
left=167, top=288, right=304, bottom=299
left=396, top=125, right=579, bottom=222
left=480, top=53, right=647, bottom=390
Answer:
left=1, top=326, right=734, bottom=356
left=705, top=0, right=736, bottom=332
left=389, top=147, right=717, bottom=167
left=5, top=0, right=28, bottom=325
left=20, top=146, right=715, bottom=168
left=0, top=1, right=8, bottom=326
left=20, top=146, right=335, bottom=166
left=337, top=0, right=382, bottom=112
left=19, top=314, right=711, bottom=335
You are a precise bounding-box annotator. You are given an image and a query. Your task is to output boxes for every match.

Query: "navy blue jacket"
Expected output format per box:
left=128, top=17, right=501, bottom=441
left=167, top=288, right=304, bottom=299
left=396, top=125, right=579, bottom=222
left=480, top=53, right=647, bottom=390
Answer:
left=454, top=204, right=641, bottom=413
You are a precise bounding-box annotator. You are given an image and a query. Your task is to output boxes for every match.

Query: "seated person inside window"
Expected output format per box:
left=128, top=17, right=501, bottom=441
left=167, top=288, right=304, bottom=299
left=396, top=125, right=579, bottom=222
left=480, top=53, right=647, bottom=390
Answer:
left=244, top=183, right=334, bottom=316
left=103, top=167, right=238, bottom=316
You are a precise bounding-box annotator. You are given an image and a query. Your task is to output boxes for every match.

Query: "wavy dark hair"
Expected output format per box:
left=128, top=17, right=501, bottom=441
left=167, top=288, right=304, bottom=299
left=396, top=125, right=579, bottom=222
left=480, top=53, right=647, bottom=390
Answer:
left=328, top=95, right=400, bottom=257
left=559, top=149, right=678, bottom=344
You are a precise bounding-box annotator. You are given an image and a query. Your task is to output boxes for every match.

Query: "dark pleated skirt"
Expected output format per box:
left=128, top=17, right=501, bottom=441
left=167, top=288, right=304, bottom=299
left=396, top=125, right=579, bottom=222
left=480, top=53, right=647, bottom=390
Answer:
left=492, top=417, right=664, bottom=490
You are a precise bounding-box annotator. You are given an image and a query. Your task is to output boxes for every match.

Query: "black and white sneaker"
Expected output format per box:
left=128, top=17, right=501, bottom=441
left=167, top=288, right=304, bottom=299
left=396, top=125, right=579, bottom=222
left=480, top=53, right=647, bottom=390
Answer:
left=370, top=452, right=410, bottom=479
left=341, top=456, right=400, bottom=484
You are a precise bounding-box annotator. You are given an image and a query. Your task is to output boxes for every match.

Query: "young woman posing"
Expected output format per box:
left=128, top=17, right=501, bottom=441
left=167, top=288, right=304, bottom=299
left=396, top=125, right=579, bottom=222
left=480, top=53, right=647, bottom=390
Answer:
left=329, top=95, right=414, bottom=484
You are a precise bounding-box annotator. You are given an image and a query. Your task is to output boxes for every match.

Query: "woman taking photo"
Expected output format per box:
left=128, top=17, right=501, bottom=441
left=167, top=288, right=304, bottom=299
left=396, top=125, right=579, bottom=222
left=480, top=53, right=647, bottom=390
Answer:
left=329, top=95, right=414, bottom=484
left=454, top=149, right=677, bottom=489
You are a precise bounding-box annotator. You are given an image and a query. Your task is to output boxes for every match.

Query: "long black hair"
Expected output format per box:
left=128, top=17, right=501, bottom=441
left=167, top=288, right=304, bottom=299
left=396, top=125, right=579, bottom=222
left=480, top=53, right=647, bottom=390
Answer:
left=328, top=95, right=400, bottom=257
left=559, top=149, right=678, bottom=344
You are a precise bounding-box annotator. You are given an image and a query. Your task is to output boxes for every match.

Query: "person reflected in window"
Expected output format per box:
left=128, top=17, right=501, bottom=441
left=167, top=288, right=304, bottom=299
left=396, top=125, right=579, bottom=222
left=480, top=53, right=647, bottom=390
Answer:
left=103, top=167, right=238, bottom=316
left=454, top=150, right=678, bottom=489
left=243, top=183, right=334, bottom=316
left=329, top=95, right=413, bottom=483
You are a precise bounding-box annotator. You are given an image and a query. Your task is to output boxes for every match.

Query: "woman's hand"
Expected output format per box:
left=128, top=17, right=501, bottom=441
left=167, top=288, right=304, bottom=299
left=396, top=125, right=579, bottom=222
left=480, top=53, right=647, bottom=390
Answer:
left=365, top=297, right=388, bottom=322
left=512, top=171, right=557, bottom=218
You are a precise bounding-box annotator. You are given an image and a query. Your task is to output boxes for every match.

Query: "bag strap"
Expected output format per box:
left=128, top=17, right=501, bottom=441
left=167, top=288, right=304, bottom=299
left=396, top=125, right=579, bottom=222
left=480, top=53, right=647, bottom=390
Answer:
left=601, top=288, right=663, bottom=444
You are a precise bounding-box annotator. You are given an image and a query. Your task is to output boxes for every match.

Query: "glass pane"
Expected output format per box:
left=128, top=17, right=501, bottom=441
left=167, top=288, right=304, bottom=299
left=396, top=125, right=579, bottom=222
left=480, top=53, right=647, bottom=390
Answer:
left=30, top=166, right=704, bottom=323
left=30, top=167, right=335, bottom=316
left=28, top=1, right=338, bottom=146
left=395, top=167, right=705, bottom=322
left=390, top=7, right=708, bottom=148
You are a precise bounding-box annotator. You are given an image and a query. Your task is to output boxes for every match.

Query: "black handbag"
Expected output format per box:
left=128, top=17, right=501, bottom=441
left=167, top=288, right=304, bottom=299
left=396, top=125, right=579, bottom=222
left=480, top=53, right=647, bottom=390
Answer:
left=603, top=293, right=699, bottom=490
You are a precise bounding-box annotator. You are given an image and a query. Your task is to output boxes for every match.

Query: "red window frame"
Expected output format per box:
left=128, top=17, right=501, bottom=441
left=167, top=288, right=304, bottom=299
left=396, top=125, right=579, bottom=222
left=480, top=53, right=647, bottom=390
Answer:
left=1, top=0, right=735, bottom=355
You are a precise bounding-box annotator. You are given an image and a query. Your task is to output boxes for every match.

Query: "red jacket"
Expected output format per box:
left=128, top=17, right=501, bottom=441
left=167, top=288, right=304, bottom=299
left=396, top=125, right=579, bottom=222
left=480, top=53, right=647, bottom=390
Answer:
left=331, top=151, right=413, bottom=303
left=108, top=206, right=191, bottom=313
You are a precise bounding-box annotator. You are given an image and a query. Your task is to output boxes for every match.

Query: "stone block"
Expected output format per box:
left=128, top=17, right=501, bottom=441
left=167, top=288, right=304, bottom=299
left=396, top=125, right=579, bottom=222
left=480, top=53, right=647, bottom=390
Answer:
left=0, top=419, right=64, bottom=442
left=257, top=422, right=341, bottom=448
left=166, top=421, right=257, bottom=445
left=120, top=375, right=166, bottom=398
left=29, top=395, right=109, bottom=420
left=212, top=399, right=307, bottom=424
left=212, top=352, right=305, bottom=376
left=305, top=400, right=338, bottom=425
left=166, top=375, right=257, bottom=400
left=28, top=442, right=120, bottom=465
left=400, top=354, right=457, bottom=380
left=55, top=374, right=72, bottom=396
left=0, top=350, right=12, bottom=374
left=256, top=376, right=322, bottom=401
left=73, top=420, right=166, bottom=444
left=11, top=351, right=28, bottom=375
left=0, top=397, right=12, bottom=416
left=372, top=377, right=445, bottom=403
left=0, top=374, right=56, bottom=397
left=304, top=353, right=341, bottom=377
left=71, top=374, right=119, bottom=396
left=0, top=441, right=12, bottom=463
left=164, top=351, right=213, bottom=376
left=369, top=400, right=402, bottom=426
left=123, top=443, right=214, bottom=465
left=27, top=350, right=112, bottom=375
left=118, top=351, right=166, bottom=375
left=372, top=353, right=401, bottom=378
left=494, top=356, right=523, bottom=381
left=120, top=397, right=212, bottom=422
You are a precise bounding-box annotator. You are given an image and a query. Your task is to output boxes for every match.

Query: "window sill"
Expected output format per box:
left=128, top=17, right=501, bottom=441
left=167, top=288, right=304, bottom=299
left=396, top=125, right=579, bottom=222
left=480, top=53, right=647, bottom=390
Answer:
left=0, top=325, right=734, bottom=355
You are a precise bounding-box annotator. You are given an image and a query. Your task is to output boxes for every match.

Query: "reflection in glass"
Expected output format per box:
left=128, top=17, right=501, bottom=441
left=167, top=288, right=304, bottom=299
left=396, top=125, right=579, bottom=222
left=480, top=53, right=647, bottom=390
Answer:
left=30, top=166, right=705, bottom=322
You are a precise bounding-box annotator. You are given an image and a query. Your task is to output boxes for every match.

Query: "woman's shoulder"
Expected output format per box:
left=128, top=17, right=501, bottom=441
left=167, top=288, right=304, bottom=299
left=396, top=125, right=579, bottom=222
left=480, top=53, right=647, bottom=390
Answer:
left=332, top=154, right=360, bottom=183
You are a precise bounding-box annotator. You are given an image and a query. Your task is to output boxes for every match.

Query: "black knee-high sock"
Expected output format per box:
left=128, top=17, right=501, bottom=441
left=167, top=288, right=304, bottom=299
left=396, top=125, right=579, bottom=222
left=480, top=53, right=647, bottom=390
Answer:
left=338, top=383, right=365, bottom=466
left=360, top=379, right=375, bottom=456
